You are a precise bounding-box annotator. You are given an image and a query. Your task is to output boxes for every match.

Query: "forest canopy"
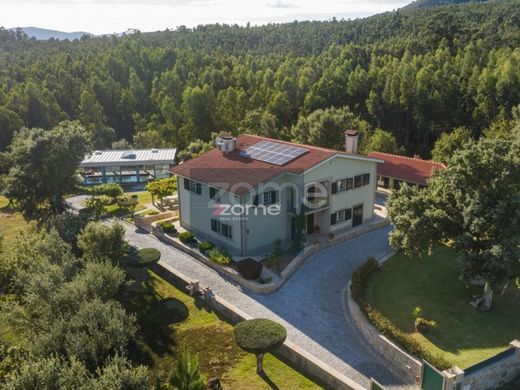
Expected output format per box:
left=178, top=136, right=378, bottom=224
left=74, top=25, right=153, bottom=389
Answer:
left=1, top=0, right=520, bottom=157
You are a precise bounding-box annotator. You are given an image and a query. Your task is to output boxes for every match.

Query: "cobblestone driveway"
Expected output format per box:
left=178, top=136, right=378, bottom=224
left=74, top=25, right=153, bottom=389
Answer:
left=122, top=222, right=411, bottom=389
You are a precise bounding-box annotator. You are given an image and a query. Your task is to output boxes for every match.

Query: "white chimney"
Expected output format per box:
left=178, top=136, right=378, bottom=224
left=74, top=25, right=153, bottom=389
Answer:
left=215, top=133, right=236, bottom=153
left=345, top=129, right=359, bottom=154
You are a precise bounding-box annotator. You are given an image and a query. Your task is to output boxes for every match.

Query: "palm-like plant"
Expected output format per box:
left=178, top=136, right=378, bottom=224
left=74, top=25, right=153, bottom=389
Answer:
left=169, top=346, right=205, bottom=390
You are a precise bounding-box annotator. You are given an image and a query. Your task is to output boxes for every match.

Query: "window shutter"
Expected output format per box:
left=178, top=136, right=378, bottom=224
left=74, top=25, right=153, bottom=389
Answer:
left=330, top=212, right=337, bottom=225
left=270, top=190, right=277, bottom=204
left=331, top=182, right=338, bottom=194
left=196, top=182, right=201, bottom=194
left=183, top=178, right=190, bottom=190
left=345, top=208, right=352, bottom=221
left=209, top=187, right=216, bottom=199
left=253, top=195, right=259, bottom=206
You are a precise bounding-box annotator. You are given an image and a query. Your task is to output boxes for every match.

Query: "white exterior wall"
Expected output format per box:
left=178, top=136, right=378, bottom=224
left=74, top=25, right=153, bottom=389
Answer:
left=176, top=154, right=378, bottom=256
left=177, top=177, right=243, bottom=255
left=303, top=156, right=376, bottom=232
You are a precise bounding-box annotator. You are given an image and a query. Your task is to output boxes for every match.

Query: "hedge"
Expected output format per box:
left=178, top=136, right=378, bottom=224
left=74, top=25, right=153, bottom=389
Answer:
left=207, top=248, right=231, bottom=266
left=178, top=231, right=195, bottom=244
left=351, top=258, right=452, bottom=371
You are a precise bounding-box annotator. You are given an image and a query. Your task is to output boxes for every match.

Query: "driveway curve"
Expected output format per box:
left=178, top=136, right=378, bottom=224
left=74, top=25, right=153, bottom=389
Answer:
left=122, top=222, right=410, bottom=389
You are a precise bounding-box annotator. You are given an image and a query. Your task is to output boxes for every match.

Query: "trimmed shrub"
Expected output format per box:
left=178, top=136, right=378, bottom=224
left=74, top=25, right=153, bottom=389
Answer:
left=351, top=258, right=451, bottom=370
left=157, top=221, right=177, bottom=235
left=237, top=258, right=263, bottom=279
left=198, top=241, right=215, bottom=254
left=178, top=231, right=195, bottom=244
left=351, top=257, right=379, bottom=302
left=207, top=248, right=231, bottom=265
left=126, top=248, right=161, bottom=267
left=364, top=304, right=450, bottom=370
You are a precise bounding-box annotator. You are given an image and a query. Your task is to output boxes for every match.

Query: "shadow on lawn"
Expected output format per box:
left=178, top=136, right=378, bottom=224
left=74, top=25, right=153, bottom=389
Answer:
left=259, top=371, right=280, bottom=390
left=119, top=274, right=189, bottom=366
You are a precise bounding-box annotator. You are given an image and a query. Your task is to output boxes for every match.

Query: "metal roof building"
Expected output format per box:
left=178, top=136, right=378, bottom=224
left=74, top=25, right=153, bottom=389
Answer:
left=79, top=148, right=177, bottom=187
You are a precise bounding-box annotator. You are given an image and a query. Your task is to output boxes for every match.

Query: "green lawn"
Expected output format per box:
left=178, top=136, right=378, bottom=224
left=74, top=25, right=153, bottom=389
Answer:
left=119, top=269, right=322, bottom=389
left=105, top=191, right=153, bottom=217
left=365, top=246, right=520, bottom=368
left=0, top=196, right=34, bottom=249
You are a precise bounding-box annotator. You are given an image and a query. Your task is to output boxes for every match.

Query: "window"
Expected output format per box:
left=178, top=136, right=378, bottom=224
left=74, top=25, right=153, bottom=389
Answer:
left=221, top=223, right=232, bottom=239
left=209, top=187, right=217, bottom=199
left=363, top=173, right=370, bottom=186
left=253, top=190, right=276, bottom=206
left=346, top=178, right=353, bottom=190
left=184, top=178, right=202, bottom=194
left=336, top=180, right=346, bottom=192
left=211, top=219, right=220, bottom=233
left=354, top=175, right=363, bottom=188
left=330, top=208, right=352, bottom=225
left=211, top=219, right=232, bottom=239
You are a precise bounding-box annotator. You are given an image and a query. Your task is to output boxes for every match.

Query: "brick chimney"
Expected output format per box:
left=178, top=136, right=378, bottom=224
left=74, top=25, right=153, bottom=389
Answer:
left=345, top=129, right=359, bottom=154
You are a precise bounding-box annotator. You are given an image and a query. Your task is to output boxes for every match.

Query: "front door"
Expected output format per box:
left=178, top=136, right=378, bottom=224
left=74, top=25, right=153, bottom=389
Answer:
left=306, top=213, right=314, bottom=234
left=353, top=204, right=363, bottom=227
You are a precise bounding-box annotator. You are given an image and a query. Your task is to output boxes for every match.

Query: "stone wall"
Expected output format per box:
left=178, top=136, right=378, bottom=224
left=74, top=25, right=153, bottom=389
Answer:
left=346, top=281, right=422, bottom=385
left=153, top=260, right=364, bottom=390
left=446, top=341, right=520, bottom=390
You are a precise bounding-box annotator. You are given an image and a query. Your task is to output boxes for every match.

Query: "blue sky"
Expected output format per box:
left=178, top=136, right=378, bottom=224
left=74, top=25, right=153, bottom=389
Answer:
left=1, top=0, right=409, bottom=35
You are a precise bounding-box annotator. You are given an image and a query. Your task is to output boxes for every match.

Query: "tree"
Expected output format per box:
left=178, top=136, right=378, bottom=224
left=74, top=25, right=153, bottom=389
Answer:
left=238, top=109, right=280, bottom=139
left=111, top=138, right=132, bottom=149
left=233, top=319, right=287, bottom=374
left=387, top=138, right=520, bottom=310
left=2, top=121, right=90, bottom=222
left=177, top=139, right=213, bottom=162
left=431, top=126, right=472, bottom=163
left=146, top=177, right=177, bottom=206
left=182, top=84, right=216, bottom=141
left=133, top=129, right=169, bottom=149
left=168, top=347, right=205, bottom=390
left=77, top=221, right=127, bottom=265
left=0, top=106, right=23, bottom=151
left=362, top=129, right=405, bottom=155
left=291, top=106, right=371, bottom=150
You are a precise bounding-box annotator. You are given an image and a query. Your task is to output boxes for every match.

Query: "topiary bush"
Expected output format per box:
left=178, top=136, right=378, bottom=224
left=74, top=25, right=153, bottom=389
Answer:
left=157, top=220, right=177, bottom=235
left=198, top=241, right=215, bottom=254
left=237, top=258, right=263, bottom=279
left=207, top=248, right=231, bottom=265
left=178, top=231, right=195, bottom=244
left=126, top=248, right=161, bottom=267
left=233, top=319, right=287, bottom=374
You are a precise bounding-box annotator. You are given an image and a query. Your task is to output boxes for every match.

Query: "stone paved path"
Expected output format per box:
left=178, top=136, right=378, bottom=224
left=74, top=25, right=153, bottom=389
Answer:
left=122, top=222, right=413, bottom=389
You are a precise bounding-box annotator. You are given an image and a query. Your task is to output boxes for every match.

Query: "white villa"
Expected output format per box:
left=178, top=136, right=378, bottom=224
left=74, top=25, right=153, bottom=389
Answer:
left=171, top=131, right=382, bottom=256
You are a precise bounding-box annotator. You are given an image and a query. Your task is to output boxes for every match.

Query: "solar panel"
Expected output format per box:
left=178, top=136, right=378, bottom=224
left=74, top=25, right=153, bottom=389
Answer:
left=240, top=141, right=308, bottom=165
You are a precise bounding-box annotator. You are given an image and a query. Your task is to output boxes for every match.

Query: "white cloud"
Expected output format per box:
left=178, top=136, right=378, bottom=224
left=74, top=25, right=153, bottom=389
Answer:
left=0, top=0, right=409, bottom=35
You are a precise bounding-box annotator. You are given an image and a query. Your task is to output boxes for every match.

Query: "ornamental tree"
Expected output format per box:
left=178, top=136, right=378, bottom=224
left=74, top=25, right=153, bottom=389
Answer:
left=233, top=319, right=287, bottom=374
left=168, top=346, right=205, bottom=390
left=146, top=176, right=177, bottom=206
left=387, top=137, right=520, bottom=310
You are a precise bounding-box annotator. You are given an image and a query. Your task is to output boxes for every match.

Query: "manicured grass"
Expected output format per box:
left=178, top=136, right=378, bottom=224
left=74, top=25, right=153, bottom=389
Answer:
left=0, top=196, right=34, bottom=249
left=105, top=191, right=152, bottom=217
left=365, top=246, right=520, bottom=368
left=221, top=353, right=322, bottom=389
left=119, top=269, right=322, bottom=388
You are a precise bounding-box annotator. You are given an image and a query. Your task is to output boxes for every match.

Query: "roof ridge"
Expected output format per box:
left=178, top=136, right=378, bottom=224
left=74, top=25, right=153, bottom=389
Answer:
left=369, top=151, right=444, bottom=166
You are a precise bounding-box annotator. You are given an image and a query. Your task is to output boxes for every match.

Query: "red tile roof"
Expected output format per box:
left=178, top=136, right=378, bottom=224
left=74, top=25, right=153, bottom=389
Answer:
left=367, top=152, right=445, bottom=185
left=171, top=134, right=379, bottom=195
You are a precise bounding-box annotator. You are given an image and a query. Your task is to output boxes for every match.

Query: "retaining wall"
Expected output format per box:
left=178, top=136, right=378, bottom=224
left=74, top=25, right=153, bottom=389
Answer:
left=346, top=281, right=422, bottom=386
left=152, top=260, right=365, bottom=390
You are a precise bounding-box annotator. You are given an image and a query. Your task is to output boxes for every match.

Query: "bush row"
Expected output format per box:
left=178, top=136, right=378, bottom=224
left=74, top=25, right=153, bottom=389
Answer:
left=351, top=258, right=452, bottom=371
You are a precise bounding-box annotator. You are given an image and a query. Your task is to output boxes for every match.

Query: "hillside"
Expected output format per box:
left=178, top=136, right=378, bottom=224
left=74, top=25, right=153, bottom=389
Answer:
left=0, top=0, right=519, bottom=158
left=11, top=27, right=92, bottom=40
left=403, top=0, right=487, bottom=10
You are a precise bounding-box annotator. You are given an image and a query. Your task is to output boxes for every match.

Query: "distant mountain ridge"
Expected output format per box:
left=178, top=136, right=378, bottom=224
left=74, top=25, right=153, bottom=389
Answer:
left=403, top=0, right=488, bottom=10
left=11, top=27, right=93, bottom=40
